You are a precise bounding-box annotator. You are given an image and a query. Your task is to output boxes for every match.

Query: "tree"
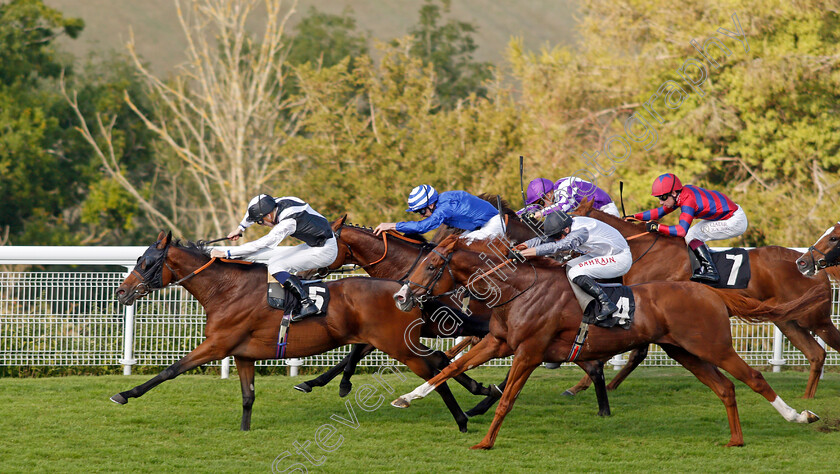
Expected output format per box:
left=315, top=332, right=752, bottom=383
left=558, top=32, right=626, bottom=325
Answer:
left=402, top=0, right=493, bottom=109
left=67, top=0, right=304, bottom=239
left=286, top=6, right=368, bottom=70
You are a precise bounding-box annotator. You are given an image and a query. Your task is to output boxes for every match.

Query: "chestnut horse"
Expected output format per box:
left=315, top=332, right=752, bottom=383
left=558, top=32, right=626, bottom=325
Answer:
left=390, top=236, right=824, bottom=449
left=112, top=231, right=478, bottom=432
left=296, top=215, right=611, bottom=417
left=796, top=221, right=840, bottom=277
left=563, top=199, right=840, bottom=399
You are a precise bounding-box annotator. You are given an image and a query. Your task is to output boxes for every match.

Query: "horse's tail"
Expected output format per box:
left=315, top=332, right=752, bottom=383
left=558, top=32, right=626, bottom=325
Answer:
left=711, top=284, right=831, bottom=323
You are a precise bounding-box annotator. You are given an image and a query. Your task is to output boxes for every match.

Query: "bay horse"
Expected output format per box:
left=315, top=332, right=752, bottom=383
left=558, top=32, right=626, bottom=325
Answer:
left=389, top=235, right=824, bottom=449
left=562, top=199, right=840, bottom=399
left=796, top=221, right=840, bottom=277
left=112, top=231, right=478, bottom=432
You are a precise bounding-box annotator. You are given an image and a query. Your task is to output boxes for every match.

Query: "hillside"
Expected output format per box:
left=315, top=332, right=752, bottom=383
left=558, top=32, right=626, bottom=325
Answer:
left=45, top=0, right=579, bottom=74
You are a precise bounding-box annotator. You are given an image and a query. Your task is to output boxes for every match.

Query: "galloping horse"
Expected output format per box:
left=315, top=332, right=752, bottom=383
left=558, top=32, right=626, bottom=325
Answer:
left=390, top=236, right=824, bottom=449
left=796, top=221, right=840, bottom=277
left=563, top=199, right=840, bottom=398
left=296, top=210, right=602, bottom=411
left=112, top=231, right=478, bottom=432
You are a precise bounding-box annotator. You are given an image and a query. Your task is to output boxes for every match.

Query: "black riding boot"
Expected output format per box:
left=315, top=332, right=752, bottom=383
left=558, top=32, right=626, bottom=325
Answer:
left=573, top=275, right=618, bottom=321
left=284, top=275, right=319, bottom=321
left=690, top=244, right=720, bottom=283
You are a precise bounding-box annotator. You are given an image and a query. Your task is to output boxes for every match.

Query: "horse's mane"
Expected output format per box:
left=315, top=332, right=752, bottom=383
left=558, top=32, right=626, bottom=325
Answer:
left=442, top=235, right=566, bottom=269
left=344, top=222, right=428, bottom=244
left=477, top=193, right=518, bottom=217
left=172, top=239, right=266, bottom=270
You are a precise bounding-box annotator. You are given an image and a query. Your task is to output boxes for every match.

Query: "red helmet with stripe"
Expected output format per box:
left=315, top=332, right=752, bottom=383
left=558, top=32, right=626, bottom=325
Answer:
left=651, top=173, right=683, bottom=197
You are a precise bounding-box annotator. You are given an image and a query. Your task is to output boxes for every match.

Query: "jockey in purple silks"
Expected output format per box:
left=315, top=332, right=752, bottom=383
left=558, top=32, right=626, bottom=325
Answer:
left=517, top=177, right=619, bottom=219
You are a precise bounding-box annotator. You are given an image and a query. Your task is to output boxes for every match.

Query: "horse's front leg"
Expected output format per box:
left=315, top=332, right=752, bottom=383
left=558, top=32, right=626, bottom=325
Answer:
left=339, top=343, right=375, bottom=397
left=234, top=357, right=256, bottom=431
left=392, top=335, right=511, bottom=408
left=110, top=338, right=227, bottom=404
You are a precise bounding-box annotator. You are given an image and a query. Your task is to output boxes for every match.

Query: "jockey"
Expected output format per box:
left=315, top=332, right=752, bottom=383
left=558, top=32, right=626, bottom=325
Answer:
left=520, top=177, right=620, bottom=218
left=518, top=211, right=632, bottom=320
left=634, top=173, right=748, bottom=283
left=374, top=185, right=504, bottom=241
left=210, top=194, right=338, bottom=321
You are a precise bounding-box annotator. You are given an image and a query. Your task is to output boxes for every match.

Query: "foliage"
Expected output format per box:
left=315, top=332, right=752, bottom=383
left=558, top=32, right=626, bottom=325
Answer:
left=286, top=6, right=369, bottom=70
left=401, top=0, right=494, bottom=109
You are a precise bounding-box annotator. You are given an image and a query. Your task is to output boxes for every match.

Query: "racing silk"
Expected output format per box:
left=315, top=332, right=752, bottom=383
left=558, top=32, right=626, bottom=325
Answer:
left=395, top=191, right=497, bottom=235
left=542, top=178, right=614, bottom=215
left=522, top=216, right=628, bottom=258
left=231, top=197, right=333, bottom=256
left=633, top=185, right=738, bottom=237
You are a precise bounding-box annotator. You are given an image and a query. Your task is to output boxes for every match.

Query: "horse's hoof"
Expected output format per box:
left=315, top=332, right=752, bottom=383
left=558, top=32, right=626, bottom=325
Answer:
left=293, top=382, right=312, bottom=393
left=470, top=442, right=493, bottom=450
left=804, top=410, right=820, bottom=423
left=391, top=397, right=410, bottom=409
left=338, top=382, right=352, bottom=398
left=459, top=423, right=468, bottom=433
left=110, top=393, right=127, bottom=405
left=561, top=390, right=575, bottom=397
left=725, top=440, right=745, bottom=447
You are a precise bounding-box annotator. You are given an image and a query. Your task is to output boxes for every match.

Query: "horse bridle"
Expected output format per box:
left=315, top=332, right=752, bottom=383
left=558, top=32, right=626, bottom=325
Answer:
left=804, top=240, right=840, bottom=272
left=404, top=248, right=538, bottom=308
left=130, top=241, right=224, bottom=297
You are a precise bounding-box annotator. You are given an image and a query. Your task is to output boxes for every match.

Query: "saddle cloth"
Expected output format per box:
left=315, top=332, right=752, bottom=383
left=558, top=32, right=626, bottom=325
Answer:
left=267, top=276, right=330, bottom=316
left=568, top=278, right=635, bottom=329
left=688, top=248, right=751, bottom=289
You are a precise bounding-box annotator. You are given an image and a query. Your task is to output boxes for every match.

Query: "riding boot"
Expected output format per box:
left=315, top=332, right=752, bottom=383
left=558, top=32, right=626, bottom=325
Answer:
left=690, top=243, right=720, bottom=283
left=573, top=275, right=618, bottom=321
left=284, top=275, right=319, bottom=321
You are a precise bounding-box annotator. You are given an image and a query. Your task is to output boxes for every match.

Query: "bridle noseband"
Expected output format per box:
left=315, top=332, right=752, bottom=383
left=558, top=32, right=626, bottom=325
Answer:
left=403, top=249, right=456, bottom=303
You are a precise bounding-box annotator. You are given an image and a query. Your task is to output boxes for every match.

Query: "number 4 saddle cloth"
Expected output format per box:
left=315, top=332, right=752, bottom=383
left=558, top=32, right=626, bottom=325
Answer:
left=568, top=278, right=635, bottom=330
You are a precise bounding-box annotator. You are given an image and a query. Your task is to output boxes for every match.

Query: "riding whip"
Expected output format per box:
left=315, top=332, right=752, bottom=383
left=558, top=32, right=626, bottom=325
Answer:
left=619, top=181, right=627, bottom=219
left=519, top=155, right=527, bottom=207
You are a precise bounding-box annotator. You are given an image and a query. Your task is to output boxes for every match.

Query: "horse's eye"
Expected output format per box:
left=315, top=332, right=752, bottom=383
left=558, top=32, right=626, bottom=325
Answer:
left=830, top=237, right=839, bottom=242
left=427, top=264, right=436, bottom=271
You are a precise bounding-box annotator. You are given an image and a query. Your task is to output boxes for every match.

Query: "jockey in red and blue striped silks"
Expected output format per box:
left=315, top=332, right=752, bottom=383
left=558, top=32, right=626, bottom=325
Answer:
left=634, top=184, right=739, bottom=237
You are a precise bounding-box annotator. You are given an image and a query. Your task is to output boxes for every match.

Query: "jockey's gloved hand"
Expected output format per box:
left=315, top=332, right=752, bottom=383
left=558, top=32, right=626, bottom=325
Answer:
left=507, top=248, right=524, bottom=261
left=645, top=221, right=659, bottom=233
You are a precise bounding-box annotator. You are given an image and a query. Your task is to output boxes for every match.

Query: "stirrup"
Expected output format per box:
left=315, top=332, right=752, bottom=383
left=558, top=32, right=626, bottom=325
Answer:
left=291, top=302, right=319, bottom=322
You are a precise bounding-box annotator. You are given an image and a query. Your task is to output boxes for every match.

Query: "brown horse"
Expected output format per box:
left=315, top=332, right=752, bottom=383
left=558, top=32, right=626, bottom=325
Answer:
left=563, top=198, right=840, bottom=399
left=296, top=216, right=611, bottom=418
left=112, top=231, right=476, bottom=432
left=390, top=236, right=824, bottom=449
left=796, top=221, right=840, bottom=277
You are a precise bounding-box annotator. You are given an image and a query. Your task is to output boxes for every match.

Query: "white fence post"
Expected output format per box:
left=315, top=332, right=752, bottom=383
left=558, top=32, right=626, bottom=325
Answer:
left=119, top=270, right=137, bottom=375
left=287, top=358, right=303, bottom=377
left=769, top=326, right=786, bottom=373
left=221, top=357, right=231, bottom=379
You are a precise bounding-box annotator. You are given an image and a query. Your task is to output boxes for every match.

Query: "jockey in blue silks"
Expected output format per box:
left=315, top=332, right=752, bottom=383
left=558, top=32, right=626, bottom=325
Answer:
left=374, top=184, right=504, bottom=241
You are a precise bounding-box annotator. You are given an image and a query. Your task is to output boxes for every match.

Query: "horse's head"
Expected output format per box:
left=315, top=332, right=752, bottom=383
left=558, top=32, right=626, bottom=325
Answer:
left=116, top=231, right=176, bottom=306
left=796, top=222, right=840, bottom=276
left=393, top=236, right=459, bottom=312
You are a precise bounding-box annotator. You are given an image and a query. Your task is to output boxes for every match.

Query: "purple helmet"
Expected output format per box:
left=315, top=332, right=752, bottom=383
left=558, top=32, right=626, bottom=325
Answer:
left=525, top=178, right=555, bottom=205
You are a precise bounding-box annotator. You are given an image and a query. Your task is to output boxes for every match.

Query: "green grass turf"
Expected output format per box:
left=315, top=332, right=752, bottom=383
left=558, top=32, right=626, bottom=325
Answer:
left=1, top=367, right=840, bottom=472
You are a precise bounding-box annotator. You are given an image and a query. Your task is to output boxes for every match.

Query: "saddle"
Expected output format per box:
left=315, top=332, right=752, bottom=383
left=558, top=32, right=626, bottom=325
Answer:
left=267, top=276, right=330, bottom=316
left=567, top=278, right=634, bottom=329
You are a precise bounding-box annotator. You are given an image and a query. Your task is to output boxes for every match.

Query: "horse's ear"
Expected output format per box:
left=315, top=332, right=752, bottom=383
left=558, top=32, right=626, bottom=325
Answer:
left=332, top=214, right=347, bottom=231
left=156, top=231, right=171, bottom=249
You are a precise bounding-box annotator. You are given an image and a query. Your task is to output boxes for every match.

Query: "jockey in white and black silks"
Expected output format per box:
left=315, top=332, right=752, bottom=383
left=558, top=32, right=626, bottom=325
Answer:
left=518, top=211, right=631, bottom=320
left=211, top=194, right=337, bottom=321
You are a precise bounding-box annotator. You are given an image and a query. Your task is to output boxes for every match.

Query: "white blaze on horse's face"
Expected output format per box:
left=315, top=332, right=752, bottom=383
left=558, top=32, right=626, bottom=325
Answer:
left=393, top=283, right=415, bottom=312
left=796, top=222, right=840, bottom=276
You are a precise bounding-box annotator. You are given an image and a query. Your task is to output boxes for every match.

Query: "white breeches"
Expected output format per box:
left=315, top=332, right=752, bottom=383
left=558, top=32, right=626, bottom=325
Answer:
left=246, top=238, right=338, bottom=274
left=684, top=206, right=748, bottom=244
left=463, top=214, right=505, bottom=242
left=599, top=202, right=620, bottom=217
left=566, top=248, right=633, bottom=280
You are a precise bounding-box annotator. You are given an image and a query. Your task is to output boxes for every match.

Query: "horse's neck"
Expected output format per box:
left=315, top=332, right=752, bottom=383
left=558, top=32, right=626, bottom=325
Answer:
left=170, top=251, right=258, bottom=311
left=505, top=218, right=539, bottom=243
left=346, top=230, right=424, bottom=279
left=451, top=249, right=532, bottom=299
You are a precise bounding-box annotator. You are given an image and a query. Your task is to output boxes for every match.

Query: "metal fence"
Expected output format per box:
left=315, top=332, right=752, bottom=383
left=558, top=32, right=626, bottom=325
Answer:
left=0, top=246, right=838, bottom=374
